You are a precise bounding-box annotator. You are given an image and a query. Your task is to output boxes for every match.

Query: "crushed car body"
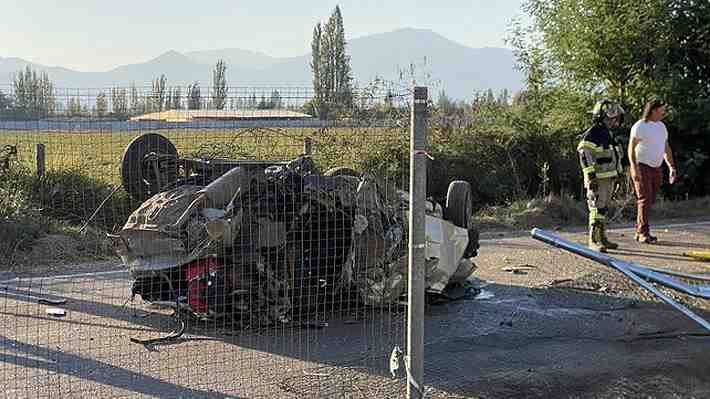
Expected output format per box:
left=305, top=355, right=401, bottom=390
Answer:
left=112, top=133, right=479, bottom=326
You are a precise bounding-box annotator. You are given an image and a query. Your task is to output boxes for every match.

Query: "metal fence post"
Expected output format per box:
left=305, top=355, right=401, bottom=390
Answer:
left=36, top=143, right=45, bottom=177
left=303, top=136, right=312, bottom=156
left=408, top=86, right=427, bottom=399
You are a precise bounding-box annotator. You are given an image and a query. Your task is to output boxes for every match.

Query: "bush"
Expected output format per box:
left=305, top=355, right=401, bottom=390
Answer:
left=27, top=167, right=138, bottom=232
left=0, top=162, right=140, bottom=267
left=0, top=164, right=48, bottom=257
left=354, top=105, right=586, bottom=209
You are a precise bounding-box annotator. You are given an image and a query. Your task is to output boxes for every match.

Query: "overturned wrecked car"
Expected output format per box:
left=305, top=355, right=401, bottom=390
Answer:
left=111, top=133, right=479, bottom=327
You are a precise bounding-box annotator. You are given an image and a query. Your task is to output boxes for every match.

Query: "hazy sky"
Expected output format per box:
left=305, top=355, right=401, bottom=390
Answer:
left=1, top=0, right=528, bottom=72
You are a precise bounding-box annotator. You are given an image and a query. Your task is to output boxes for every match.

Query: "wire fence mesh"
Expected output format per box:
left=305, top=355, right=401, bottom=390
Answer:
left=0, top=85, right=432, bottom=398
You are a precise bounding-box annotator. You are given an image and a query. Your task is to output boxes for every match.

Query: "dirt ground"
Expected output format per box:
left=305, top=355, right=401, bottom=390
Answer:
left=1, top=219, right=709, bottom=398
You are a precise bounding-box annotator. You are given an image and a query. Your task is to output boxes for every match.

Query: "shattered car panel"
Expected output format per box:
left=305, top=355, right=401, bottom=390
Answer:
left=424, top=215, right=474, bottom=293
left=114, top=133, right=479, bottom=326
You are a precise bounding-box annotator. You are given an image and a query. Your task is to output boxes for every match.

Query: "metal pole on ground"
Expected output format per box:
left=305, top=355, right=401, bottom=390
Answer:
left=407, top=86, right=428, bottom=399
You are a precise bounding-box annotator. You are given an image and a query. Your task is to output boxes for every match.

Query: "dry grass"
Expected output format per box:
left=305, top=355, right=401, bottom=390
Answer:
left=651, top=196, right=710, bottom=220
left=473, top=193, right=710, bottom=232
left=474, top=194, right=589, bottom=231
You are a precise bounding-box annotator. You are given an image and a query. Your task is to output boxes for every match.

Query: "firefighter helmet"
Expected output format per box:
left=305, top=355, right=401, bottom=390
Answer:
left=591, top=99, right=624, bottom=125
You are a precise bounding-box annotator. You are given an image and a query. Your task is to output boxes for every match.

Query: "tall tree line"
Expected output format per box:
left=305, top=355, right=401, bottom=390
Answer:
left=9, top=66, right=56, bottom=119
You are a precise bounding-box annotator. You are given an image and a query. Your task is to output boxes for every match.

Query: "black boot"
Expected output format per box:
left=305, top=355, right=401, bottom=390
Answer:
left=601, top=224, right=618, bottom=250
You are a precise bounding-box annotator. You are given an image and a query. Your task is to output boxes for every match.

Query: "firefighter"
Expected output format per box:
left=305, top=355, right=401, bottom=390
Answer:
left=577, top=99, right=625, bottom=252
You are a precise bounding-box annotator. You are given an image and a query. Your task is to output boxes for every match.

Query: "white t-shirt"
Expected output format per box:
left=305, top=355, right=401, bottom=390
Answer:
left=630, top=119, right=668, bottom=168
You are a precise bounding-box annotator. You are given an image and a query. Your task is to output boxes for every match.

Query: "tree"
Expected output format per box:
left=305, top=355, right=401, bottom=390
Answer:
left=257, top=95, right=269, bottom=109
left=522, top=0, right=668, bottom=105
left=12, top=66, right=56, bottom=119
left=172, top=86, right=182, bottom=110
left=310, top=6, right=353, bottom=118
left=68, top=97, right=82, bottom=117
left=129, top=84, right=143, bottom=116
left=212, top=60, right=228, bottom=110
left=164, top=89, right=173, bottom=110
left=330, top=6, right=352, bottom=105
left=111, top=88, right=128, bottom=118
left=270, top=90, right=282, bottom=109
left=151, top=74, right=167, bottom=112
left=95, top=91, right=107, bottom=117
left=187, top=82, right=202, bottom=110
left=514, top=0, right=710, bottom=197
left=497, top=89, right=510, bottom=106
left=437, top=89, right=454, bottom=114
left=39, top=73, right=55, bottom=116
left=0, top=90, right=11, bottom=118
left=664, top=0, right=710, bottom=99
left=311, top=23, right=323, bottom=115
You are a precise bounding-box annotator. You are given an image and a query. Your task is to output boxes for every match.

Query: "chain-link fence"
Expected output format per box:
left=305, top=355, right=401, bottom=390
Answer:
left=0, top=84, right=479, bottom=398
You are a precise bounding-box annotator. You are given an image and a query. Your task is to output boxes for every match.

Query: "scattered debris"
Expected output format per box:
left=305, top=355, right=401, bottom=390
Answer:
left=502, top=264, right=536, bottom=275
left=532, top=228, right=710, bottom=331
left=1, top=286, right=68, bottom=305
left=45, top=308, right=66, bottom=317
left=299, top=321, right=328, bottom=329
left=389, top=346, right=402, bottom=378
left=473, top=290, right=495, bottom=301
left=130, top=312, right=186, bottom=346
left=539, top=278, right=573, bottom=288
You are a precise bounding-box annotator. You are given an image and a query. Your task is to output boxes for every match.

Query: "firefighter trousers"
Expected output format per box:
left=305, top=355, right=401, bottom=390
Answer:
left=586, top=178, right=613, bottom=226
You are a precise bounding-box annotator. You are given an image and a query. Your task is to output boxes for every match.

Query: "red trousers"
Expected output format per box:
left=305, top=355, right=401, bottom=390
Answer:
left=633, top=163, right=662, bottom=235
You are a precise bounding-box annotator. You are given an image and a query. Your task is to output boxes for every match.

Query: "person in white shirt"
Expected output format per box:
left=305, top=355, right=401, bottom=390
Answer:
left=627, top=97, right=676, bottom=243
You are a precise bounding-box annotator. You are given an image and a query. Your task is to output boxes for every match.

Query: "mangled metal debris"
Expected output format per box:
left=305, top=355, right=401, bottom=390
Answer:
left=112, top=133, right=480, bottom=327
left=531, top=228, right=710, bottom=331
left=46, top=308, right=67, bottom=317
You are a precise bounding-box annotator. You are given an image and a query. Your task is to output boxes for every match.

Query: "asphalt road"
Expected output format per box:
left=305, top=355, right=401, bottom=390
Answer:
left=1, top=220, right=710, bottom=398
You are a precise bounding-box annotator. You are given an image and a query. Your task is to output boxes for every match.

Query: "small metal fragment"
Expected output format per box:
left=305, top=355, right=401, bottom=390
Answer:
left=46, top=308, right=66, bottom=317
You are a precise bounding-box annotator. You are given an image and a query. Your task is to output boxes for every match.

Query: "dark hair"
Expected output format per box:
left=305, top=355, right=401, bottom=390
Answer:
left=642, top=97, right=665, bottom=121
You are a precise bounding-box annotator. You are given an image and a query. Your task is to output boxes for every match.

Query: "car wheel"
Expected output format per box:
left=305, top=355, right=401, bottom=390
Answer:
left=444, top=180, right=472, bottom=229
left=120, top=133, right=178, bottom=201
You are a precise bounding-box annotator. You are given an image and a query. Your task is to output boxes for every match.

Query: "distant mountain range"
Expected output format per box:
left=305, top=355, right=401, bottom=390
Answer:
left=0, top=28, right=523, bottom=100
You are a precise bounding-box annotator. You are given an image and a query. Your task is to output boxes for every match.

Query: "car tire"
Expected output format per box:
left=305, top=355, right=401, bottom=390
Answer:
left=120, top=133, right=178, bottom=201
left=444, top=180, right=472, bottom=229
left=323, top=166, right=359, bottom=177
